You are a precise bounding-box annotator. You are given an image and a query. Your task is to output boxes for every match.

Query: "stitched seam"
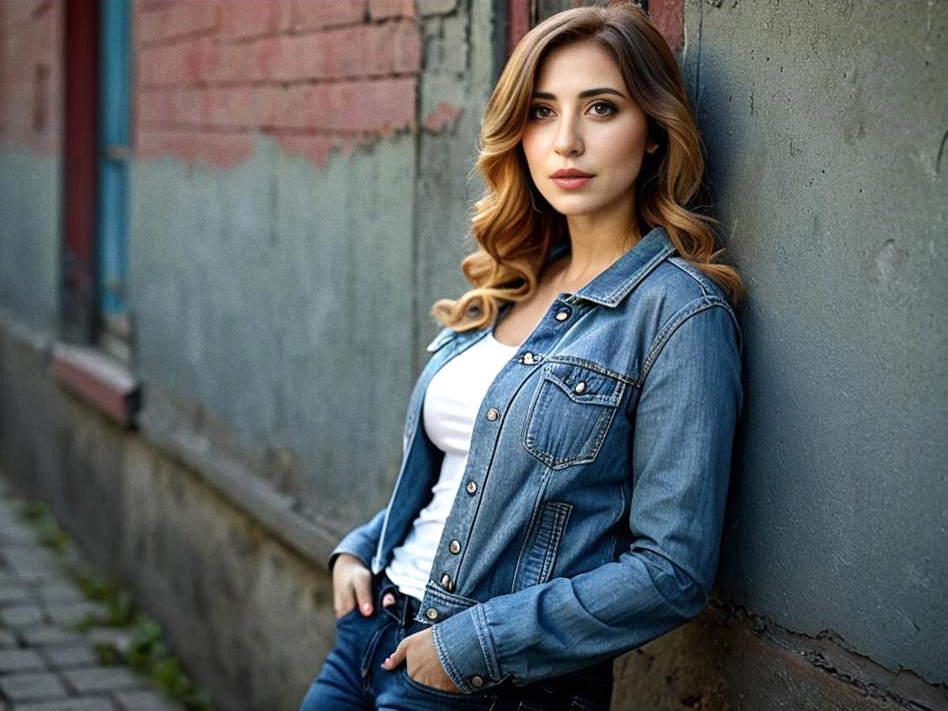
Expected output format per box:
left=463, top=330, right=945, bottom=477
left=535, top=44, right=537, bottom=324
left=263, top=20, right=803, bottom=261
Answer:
left=474, top=603, right=501, bottom=681
left=639, top=298, right=724, bottom=386
left=667, top=256, right=711, bottom=299
left=603, top=243, right=676, bottom=303
left=510, top=471, right=552, bottom=593
left=423, top=581, right=479, bottom=607
left=539, top=503, right=572, bottom=581
left=432, top=624, right=468, bottom=691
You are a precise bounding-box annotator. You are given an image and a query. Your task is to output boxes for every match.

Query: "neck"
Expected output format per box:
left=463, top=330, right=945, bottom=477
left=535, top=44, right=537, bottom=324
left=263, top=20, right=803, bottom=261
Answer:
left=558, top=207, right=641, bottom=286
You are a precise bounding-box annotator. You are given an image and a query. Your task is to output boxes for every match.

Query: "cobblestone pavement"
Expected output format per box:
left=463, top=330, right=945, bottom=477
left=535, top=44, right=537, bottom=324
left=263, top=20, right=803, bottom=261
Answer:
left=0, top=476, right=186, bottom=711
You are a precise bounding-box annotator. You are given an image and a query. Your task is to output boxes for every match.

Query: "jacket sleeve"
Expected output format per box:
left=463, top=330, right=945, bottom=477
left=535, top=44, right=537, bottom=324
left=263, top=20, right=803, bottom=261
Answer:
left=430, top=300, right=743, bottom=693
left=327, top=506, right=387, bottom=573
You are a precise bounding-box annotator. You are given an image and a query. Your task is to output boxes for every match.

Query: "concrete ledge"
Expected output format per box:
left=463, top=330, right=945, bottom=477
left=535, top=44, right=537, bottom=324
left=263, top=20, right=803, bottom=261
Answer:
left=51, top=342, right=140, bottom=428
left=136, top=407, right=340, bottom=571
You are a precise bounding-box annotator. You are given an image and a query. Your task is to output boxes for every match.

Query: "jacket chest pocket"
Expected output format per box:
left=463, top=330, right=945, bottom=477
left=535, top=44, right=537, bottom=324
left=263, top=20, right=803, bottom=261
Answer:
left=520, top=360, right=627, bottom=470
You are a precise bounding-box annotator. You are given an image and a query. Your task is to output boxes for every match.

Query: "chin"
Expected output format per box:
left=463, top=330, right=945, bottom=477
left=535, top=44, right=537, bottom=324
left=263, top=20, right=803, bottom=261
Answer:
left=545, top=198, right=605, bottom=217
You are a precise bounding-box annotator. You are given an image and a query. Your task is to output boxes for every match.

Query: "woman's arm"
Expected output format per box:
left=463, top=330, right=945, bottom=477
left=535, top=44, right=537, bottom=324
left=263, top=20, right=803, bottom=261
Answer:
left=431, top=298, right=744, bottom=693
left=327, top=506, right=387, bottom=573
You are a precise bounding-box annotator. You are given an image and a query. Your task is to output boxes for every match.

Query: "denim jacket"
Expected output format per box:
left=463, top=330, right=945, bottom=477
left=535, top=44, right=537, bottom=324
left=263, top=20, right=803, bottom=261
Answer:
left=328, top=225, right=744, bottom=694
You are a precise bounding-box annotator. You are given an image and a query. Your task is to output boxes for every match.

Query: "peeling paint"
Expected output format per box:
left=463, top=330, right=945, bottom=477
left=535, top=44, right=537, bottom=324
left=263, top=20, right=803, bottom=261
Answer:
left=421, top=101, right=462, bottom=134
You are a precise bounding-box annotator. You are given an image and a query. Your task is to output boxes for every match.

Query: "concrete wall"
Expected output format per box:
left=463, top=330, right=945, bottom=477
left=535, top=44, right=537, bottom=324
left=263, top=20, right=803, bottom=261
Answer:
left=679, top=0, right=947, bottom=691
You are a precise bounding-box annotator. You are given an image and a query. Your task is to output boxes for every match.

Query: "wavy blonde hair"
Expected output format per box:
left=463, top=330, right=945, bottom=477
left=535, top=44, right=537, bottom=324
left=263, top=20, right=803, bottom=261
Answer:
left=431, top=0, right=745, bottom=331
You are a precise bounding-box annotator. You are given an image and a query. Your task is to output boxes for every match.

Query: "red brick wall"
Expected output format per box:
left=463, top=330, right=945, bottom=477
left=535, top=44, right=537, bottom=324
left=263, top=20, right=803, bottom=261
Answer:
left=0, top=0, right=63, bottom=153
left=649, top=0, right=684, bottom=56
left=133, top=0, right=423, bottom=169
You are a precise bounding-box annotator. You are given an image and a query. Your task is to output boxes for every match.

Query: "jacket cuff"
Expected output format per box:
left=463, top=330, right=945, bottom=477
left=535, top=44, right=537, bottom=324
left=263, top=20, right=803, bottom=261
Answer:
left=431, top=603, right=505, bottom=694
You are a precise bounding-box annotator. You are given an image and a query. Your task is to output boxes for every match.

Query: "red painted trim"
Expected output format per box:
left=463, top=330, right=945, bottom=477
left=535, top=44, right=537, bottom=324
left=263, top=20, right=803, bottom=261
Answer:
left=63, top=0, right=99, bottom=339
left=507, top=0, right=531, bottom=57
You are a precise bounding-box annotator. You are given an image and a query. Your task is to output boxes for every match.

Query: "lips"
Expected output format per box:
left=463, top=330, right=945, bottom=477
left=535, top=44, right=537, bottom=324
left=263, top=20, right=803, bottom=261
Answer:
left=551, top=169, right=593, bottom=178
left=550, top=168, right=594, bottom=190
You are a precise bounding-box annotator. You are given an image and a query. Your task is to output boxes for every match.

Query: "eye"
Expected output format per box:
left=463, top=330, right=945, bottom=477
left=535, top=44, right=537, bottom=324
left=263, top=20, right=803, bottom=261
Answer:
left=587, top=100, right=616, bottom=117
left=528, top=104, right=555, bottom=120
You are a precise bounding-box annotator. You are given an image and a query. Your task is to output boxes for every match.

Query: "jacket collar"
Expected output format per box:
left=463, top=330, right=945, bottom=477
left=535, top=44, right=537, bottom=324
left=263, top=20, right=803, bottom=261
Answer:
left=546, top=225, right=677, bottom=308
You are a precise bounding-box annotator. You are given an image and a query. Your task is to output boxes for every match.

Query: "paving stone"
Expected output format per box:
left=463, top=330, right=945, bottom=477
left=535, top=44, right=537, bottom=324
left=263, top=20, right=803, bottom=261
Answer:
left=44, top=602, right=107, bottom=627
left=0, top=605, right=44, bottom=629
left=0, top=585, right=32, bottom=605
left=0, top=672, right=68, bottom=701
left=13, top=699, right=116, bottom=711
left=61, top=667, right=143, bottom=694
left=113, top=690, right=179, bottom=711
left=0, top=523, right=36, bottom=544
left=0, top=648, right=45, bottom=673
left=38, top=644, right=98, bottom=670
left=19, top=626, right=82, bottom=647
left=36, top=584, right=85, bottom=605
left=0, top=479, right=186, bottom=711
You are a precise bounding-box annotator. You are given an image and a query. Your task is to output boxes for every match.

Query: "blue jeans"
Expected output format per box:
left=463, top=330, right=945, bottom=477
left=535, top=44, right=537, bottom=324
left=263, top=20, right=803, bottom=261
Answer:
left=296, top=571, right=614, bottom=710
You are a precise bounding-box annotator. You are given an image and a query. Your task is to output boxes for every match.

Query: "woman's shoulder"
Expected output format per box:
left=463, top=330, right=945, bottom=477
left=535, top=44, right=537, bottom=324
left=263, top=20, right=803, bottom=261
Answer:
left=635, top=255, right=736, bottom=316
left=623, top=255, right=741, bottom=358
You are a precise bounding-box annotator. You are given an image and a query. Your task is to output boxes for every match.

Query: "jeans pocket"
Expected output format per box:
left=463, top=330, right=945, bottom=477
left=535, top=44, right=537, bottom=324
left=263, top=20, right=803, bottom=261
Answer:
left=334, top=605, right=362, bottom=626
left=399, top=667, right=496, bottom=707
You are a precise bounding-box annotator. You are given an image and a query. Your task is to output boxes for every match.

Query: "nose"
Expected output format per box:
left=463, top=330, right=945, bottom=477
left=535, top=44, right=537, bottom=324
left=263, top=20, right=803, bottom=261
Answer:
left=553, top=111, right=583, bottom=157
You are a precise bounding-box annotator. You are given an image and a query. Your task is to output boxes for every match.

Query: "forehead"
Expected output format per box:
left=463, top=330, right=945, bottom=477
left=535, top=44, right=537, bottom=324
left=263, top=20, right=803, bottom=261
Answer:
left=533, top=40, right=625, bottom=94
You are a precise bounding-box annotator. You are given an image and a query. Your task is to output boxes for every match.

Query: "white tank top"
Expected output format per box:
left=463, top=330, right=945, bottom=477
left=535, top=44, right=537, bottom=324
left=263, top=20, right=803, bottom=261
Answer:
left=384, top=329, right=519, bottom=602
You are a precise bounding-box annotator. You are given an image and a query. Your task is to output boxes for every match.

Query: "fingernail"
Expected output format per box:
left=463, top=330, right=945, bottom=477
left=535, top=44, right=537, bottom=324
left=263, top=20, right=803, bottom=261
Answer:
left=362, top=602, right=372, bottom=614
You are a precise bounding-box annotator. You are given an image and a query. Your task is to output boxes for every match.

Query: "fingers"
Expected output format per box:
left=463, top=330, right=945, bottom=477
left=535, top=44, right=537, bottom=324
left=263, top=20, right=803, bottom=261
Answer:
left=354, top=576, right=374, bottom=616
left=382, top=592, right=396, bottom=608
left=381, top=638, right=406, bottom=670
left=334, top=585, right=357, bottom=619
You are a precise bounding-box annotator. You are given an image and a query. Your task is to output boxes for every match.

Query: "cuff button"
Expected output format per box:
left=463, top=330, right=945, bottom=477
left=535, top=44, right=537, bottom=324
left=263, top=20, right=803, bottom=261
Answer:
left=425, top=607, right=439, bottom=620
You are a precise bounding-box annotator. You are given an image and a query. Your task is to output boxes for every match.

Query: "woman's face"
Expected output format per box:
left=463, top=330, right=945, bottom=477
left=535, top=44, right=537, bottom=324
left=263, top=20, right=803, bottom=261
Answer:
left=520, top=40, right=657, bottom=224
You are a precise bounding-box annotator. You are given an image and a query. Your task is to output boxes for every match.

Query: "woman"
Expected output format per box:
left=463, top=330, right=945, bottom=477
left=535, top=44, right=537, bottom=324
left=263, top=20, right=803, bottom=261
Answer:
left=298, top=2, right=744, bottom=709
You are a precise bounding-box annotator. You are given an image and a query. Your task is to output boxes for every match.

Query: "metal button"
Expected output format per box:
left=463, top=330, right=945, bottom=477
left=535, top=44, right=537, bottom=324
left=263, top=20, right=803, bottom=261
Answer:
left=521, top=352, right=536, bottom=365
left=425, top=607, right=439, bottom=620
left=440, top=573, right=453, bottom=591
left=555, top=310, right=570, bottom=321
left=574, top=381, right=587, bottom=394
left=449, top=539, right=461, bottom=554
left=466, top=480, right=477, bottom=495
left=470, top=675, right=484, bottom=688
left=486, top=407, right=499, bottom=421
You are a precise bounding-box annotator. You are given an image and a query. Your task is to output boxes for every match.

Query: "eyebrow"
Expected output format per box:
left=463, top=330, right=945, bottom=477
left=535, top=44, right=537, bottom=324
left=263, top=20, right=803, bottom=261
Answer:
left=531, top=87, right=628, bottom=100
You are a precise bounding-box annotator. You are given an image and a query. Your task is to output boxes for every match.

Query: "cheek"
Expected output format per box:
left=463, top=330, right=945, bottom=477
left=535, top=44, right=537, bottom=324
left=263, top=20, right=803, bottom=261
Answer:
left=607, top=125, right=648, bottom=162
left=520, top=133, right=544, bottom=177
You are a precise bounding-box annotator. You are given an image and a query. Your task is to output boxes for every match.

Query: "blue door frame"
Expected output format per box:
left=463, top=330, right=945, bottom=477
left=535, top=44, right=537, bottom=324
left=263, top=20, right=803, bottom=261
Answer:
left=97, top=0, right=130, bottom=329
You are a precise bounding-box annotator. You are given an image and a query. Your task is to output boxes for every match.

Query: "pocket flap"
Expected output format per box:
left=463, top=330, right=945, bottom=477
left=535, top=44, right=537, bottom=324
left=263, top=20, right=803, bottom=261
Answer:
left=542, top=361, right=625, bottom=407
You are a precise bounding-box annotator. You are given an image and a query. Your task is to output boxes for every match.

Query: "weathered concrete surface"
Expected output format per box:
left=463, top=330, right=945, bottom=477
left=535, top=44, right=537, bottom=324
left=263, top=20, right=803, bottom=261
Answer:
left=679, top=0, right=947, bottom=688
left=615, top=592, right=948, bottom=711
left=0, top=320, right=334, bottom=711
left=129, top=132, right=418, bottom=529
left=0, top=150, right=60, bottom=334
